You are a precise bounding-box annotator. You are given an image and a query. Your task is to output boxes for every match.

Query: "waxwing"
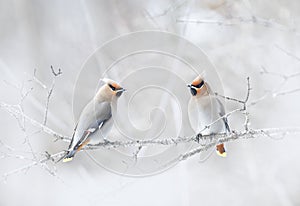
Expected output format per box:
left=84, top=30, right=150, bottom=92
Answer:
left=187, top=75, right=230, bottom=157
left=61, top=78, right=126, bottom=162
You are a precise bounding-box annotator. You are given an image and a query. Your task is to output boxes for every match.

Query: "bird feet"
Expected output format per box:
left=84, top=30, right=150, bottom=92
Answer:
left=103, top=139, right=112, bottom=145
left=195, top=133, right=203, bottom=143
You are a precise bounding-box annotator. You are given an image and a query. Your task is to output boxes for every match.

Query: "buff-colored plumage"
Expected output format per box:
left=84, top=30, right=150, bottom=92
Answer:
left=62, top=78, right=125, bottom=162
left=188, top=75, right=230, bottom=157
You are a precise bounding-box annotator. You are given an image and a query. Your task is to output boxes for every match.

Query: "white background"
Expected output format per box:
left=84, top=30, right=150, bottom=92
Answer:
left=0, top=1, right=300, bottom=205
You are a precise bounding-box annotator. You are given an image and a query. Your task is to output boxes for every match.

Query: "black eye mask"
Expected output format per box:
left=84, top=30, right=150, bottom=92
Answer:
left=188, top=80, right=204, bottom=96
left=108, top=84, right=116, bottom=91
left=194, top=80, right=204, bottom=88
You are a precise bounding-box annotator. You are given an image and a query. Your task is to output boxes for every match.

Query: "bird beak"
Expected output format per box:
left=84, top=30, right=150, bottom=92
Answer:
left=119, top=88, right=126, bottom=92
left=116, top=88, right=126, bottom=97
left=187, top=84, right=192, bottom=88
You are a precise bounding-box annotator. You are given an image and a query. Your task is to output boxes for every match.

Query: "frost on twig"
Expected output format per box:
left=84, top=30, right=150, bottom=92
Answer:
left=148, top=0, right=189, bottom=17
left=0, top=67, right=66, bottom=182
left=249, top=66, right=300, bottom=106
left=215, top=77, right=251, bottom=132
left=1, top=67, right=300, bottom=182
left=43, top=66, right=62, bottom=125
left=176, top=15, right=299, bottom=36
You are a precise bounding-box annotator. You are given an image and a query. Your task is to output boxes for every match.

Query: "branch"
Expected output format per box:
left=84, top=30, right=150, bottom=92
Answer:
left=1, top=69, right=299, bottom=180
left=85, top=127, right=300, bottom=150
left=1, top=151, right=65, bottom=183
left=43, top=66, right=62, bottom=125
left=275, top=44, right=300, bottom=62
left=163, top=127, right=300, bottom=167
left=50, top=65, right=62, bottom=76
left=250, top=66, right=300, bottom=106
left=176, top=16, right=299, bottom=36
left=215, top=77, right=251, bottom=132
left=149, top=0, right=189, bottom=17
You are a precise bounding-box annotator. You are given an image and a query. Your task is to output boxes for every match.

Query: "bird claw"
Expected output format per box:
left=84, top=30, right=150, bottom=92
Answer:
left=195, top=133, right=202, bottom=143
left=103, top=139, right=112, bottom=144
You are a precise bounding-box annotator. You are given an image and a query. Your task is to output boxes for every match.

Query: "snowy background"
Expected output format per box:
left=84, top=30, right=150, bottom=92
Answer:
left=1, top=0, right=300, bottom=206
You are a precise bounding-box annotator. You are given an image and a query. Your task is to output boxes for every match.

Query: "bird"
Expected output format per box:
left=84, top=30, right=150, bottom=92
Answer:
left=61, top=78, right=126, bottom=162
left=187, top=75, right=230, bottom=157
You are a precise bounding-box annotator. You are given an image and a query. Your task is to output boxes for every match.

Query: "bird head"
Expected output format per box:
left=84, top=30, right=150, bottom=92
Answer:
left=96, top=78, right=126, bottom=101
left=187, top=75, right=208, bottom=97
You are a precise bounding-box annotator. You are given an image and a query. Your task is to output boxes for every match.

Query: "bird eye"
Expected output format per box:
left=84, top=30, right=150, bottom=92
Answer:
left=108, top=84, right=116, bottom=91
left=194, top=81, right=204, bottom=88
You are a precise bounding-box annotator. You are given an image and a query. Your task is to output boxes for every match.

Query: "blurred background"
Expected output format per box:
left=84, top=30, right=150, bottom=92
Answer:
left=0, top=0, right=300, bottom=205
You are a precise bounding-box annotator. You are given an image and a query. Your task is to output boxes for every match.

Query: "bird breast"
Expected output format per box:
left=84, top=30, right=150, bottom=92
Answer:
left=188, top=96, right=224, bottom=135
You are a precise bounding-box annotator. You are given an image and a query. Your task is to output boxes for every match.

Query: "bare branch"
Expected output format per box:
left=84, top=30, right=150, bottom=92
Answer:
left=28, top=69, right=47, bottom=89
left=85, top=127, right=300, bottom=150
left=243, top=77, right=251, bottom=131
left=50, top=65, right=62, bottom=77
left=176, top=18, right=236, bottom=26
left=1, top=67, right=299, bottom=180
left=1, top=151, right=65, bottom=183
left=0, top=102, right=70, bottom=142
left=273, top=88, right=300, bottom=97
left=251, top=67, right=300, bottom=106
left=215, top=77, right=251, bottom=132
left=43, top=66, right=62, bottom=125
left=275, top=44, right=300, bottom=62
left=176, top=16, right=299, bottom=36
left=151, top=0, right=189, bottom=17
left=214, top=92, right=244, bottom=104
left=156, top=127, right=300, bottom=169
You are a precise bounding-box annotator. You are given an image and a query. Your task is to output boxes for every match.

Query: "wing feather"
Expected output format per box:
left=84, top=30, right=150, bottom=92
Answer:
left=216, top=98, right=230, bottom=133
left=69, top=101, right=112, bottom=150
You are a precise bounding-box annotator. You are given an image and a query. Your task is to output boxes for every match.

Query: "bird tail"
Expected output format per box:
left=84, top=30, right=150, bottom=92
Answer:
left=216, top=143, right=227, bottom=157
left=62, top=150, right=77, bottom=163
left=56, top=150, right=77, bottom=163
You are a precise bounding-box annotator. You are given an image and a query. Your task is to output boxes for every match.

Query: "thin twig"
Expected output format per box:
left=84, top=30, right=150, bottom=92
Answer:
left=251, top=67, right=300, bottom=106
left=275, top=44, right=300, bottom=62
left=50, top=65, right=62, bottom=76
left=43, top=66, right=62, bottom=125
left=0, top=102, right=70, bottom=142
left=1, top=67, right=300, bottom=181
left=176, top=15, right=298, bottom=35
left=1, top=151, right=65, bottom=183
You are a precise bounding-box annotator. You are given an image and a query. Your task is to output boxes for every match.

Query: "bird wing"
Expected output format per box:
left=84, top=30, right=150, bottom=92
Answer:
left=68, top=123, right=78, bottom=150
left=72, top=116, right=111, bottom=151
left=216, top=98, right=230, bottom=133
left=70, top=101, right=112, bottom=151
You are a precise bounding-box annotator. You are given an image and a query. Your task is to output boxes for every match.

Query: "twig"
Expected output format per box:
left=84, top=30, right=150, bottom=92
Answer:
left=215, top=77, right=251, bottom=132
left=243, top=77, right=251, bottom=131
left=28, top=69, right=47, bottom=89
left=176, top=15, right=298, bottom=35
left=159, top=127, right=300, bottom=169
left=50, top=65, right=62, bottom=77
left=1, top=151, right=65, bottom=183
left=1, top=66, right=300, bottom=180
left=251, top=67, right=300, bottom=106
left=43, top=66, right=62, bottom=125
left=275, top=44, right=300, bottom=62
left=85, top=127, right=300, bottom=150
left=151, top=0, right=189, bottom=17
left=273, top=88, right=300, bottom=97
left=0, top=102, right=70, bottom=142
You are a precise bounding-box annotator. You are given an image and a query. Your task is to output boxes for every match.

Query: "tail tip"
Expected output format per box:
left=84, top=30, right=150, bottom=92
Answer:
left=62, top=157, right=73, bottom=163
left=216, top=150, right=227, bottom=157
